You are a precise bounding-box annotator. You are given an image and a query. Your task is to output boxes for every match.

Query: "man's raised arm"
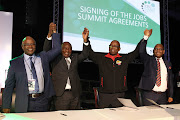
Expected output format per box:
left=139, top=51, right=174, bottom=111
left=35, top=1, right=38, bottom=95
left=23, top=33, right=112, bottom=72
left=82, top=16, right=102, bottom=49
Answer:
left=43, top=22, right=57, bottom=52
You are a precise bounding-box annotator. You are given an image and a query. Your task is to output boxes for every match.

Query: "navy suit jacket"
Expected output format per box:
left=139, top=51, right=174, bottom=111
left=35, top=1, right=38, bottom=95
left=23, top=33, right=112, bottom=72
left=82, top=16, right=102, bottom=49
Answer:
left=2, top=33, right=61, bottom=112
left=138, top=40, right=173, bottom=98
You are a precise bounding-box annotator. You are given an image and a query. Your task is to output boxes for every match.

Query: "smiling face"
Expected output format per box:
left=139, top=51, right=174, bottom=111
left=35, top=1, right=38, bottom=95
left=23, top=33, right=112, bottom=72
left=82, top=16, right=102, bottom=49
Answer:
left=109, top=40, right=120, bottom=56
left=62, top=42, right=72, bottom=58
left=153, top=44, right=165, bottom=58
left=21, top=36, right=36, bottom=56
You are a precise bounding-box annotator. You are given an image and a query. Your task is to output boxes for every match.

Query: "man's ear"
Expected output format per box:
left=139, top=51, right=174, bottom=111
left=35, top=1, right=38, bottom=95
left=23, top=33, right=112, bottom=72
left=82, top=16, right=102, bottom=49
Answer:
left=21, top=44, right=24, bottom=50
left=118, top=48, right=121, bottom=51
left=163, top=50, right=165, bottom=55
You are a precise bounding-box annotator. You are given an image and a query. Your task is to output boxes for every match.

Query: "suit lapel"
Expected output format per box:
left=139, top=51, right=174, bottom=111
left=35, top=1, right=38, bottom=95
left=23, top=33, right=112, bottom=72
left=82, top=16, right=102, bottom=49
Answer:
left=69, top=55, right=75, bottom=70
left=163, top=59, right=171, bottom=72
left=19, top=54, right=29, bottom=88
left=152, top=56, right=157, bottom=69
left=19, top=54, right=27, bottom=74
left=63, top=56, right=69, bottom=70
left=62, top=55, right=75, bottom=71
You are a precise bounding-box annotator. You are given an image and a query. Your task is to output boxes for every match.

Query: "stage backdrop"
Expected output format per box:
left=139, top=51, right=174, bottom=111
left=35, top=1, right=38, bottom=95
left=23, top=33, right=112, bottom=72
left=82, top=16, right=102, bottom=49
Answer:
left=63, top=0, right=160, bottom=55
left=0, top=11, right=13, bottom=90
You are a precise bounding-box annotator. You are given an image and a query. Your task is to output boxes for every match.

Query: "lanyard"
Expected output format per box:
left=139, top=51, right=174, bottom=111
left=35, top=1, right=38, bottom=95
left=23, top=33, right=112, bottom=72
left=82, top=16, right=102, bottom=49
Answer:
left=24, top=56, right=37, bottom=79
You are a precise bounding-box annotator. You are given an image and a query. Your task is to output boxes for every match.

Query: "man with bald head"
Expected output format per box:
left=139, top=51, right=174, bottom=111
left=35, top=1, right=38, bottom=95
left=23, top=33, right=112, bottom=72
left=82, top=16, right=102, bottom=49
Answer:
left=2, top=25, right=60, bottom=113
left=138, top=38, right=173, bottom=106
left=82, top=28, right=152, bottom=108
left=43, top=23, right=89, bottom=110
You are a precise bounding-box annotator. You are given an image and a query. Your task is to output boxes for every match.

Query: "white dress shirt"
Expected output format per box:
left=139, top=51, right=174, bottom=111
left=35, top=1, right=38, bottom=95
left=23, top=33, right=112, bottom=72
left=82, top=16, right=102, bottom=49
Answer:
left=152, top=57, right=168, bottom=92
left=24, top=53, right=44, bottom=93
left=65, top=57, right=72, bottom=89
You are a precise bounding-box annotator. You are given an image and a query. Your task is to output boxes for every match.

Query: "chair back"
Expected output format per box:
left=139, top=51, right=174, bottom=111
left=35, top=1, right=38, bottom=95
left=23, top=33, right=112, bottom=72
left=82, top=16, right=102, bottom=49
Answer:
left=134, top=87, right=143, bottom=106
left=93, top=87, right=99, bottom=108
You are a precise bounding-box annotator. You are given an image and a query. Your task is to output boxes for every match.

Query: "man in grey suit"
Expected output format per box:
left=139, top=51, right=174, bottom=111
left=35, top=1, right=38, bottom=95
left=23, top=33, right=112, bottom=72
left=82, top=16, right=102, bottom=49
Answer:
left=43, top=23, right=89, bottom=110
left=2, top=23, right=60, bottom=113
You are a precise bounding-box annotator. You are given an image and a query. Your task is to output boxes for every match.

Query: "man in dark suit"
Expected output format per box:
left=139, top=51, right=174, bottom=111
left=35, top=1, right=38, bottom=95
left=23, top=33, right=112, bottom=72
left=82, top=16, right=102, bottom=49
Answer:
left=2, top=23, right=60, bottom=113
left=138, top=29, right=173, bottom=106
left=43, top=23, right=89, bottom=110
left=82, top=28, right=150, bottom=108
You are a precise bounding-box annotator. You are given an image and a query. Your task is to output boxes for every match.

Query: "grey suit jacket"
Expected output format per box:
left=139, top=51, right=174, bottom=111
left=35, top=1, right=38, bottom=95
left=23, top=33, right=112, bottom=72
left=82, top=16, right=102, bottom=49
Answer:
left=43, top=39, right=89, bottom=97
left=2, top=33, right=61, bottom=112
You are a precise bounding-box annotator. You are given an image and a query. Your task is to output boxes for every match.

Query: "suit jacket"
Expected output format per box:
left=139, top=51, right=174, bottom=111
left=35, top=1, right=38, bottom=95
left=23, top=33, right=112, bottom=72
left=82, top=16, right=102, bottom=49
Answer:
left=43, top=39, right=89, bottom=97
left=2, top=33, right=61, bottom=112
left=138, top=40, right=173, bottom=98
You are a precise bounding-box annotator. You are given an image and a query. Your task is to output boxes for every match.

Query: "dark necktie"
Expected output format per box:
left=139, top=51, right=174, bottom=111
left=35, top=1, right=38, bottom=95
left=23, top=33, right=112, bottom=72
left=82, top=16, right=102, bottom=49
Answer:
left=30, top=57, right=39, bottom=92
left=156, top=58, right=161, bottom=87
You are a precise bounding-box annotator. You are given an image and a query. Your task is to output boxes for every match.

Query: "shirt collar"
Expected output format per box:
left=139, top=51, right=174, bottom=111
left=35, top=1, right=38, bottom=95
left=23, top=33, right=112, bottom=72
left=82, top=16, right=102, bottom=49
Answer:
left=155, top=57, right=162, bottom=61
left=105, top=53, right=122, bottom=61
left=65, top=56, right=70, bottom=59
left=23, top=53, right=35, bottom=61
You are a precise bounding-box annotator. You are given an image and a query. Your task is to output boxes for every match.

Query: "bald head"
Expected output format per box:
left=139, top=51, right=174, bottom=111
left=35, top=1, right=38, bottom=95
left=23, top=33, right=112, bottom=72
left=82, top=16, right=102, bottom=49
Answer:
left=109, top=40, right=120, bottom=56
left=62, top=42, right=72, bottom=58
left=62, top=42, right=72, bottom=49
left=22, top=36, right=36, bottom=45
left=153, top=44, right=165, bottom=58
left=154, top=44, right=164, bottom=50
left=21, top=36, right=36, bottom=56
left=110, top=40, right=120, bottom=48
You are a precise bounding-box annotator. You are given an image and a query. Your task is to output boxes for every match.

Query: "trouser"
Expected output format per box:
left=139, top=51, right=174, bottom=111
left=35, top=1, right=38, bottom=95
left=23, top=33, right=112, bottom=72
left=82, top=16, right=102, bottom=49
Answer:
left=99, top=92, right=125, bottom=108
left=142, top=90, right=167, bottom=106
left=27, top=94, right=49, bottom=112
left=55, top=91, right=80, bottom=110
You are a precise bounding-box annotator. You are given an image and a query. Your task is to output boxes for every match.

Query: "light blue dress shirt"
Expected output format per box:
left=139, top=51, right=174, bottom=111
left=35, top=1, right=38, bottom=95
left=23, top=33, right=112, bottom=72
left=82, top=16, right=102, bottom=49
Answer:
left=24, top=53, right=44, bottom=93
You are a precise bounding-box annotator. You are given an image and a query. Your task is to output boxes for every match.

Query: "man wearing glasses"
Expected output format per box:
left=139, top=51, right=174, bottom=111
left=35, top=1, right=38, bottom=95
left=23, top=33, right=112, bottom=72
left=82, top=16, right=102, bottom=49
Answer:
left=82, top=28, right=152, bottom=108
left=138, top=39, right=173, bottom=105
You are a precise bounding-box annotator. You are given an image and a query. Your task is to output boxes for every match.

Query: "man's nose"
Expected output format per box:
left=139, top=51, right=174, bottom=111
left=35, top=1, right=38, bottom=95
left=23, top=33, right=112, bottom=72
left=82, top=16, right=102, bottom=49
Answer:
left=65, top=48, right=70, bottom=51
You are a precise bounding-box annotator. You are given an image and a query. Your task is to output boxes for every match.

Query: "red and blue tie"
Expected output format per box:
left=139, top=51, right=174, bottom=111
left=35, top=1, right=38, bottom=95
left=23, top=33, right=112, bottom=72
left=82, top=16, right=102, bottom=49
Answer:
left=156, top=58, right=161, bottom=87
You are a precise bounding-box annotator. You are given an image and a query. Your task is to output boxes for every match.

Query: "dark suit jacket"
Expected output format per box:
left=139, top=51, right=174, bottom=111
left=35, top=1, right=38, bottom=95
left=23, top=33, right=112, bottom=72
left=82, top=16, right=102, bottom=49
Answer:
left=43, top=39, right=89, bottom=97
left=138, top=40, right=173, bottom=98
left=2, top=33, right=61, bottom=112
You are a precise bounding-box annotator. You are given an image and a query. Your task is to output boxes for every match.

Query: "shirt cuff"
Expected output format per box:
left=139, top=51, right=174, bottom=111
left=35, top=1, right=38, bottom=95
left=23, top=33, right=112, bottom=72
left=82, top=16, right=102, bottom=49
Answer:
left=46, top=36, right=52, bottom=40
left=143, top=35, right=149, bottom=40
left=83, top=42, right=89, bottom=46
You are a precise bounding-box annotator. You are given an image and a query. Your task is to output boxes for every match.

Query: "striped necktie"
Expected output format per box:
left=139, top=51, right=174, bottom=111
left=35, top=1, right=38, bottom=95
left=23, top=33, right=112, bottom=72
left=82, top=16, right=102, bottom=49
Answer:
left=156, top=58, right=161, bottom=87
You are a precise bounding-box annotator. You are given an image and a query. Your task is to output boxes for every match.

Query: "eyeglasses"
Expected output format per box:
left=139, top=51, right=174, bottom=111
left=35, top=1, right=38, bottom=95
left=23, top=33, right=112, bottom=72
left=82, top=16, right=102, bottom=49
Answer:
left=23, top=43, right=36, bottom=46
left=109, top=45, right=119, bottom=49
left=154, top=48, right=164, bottom=51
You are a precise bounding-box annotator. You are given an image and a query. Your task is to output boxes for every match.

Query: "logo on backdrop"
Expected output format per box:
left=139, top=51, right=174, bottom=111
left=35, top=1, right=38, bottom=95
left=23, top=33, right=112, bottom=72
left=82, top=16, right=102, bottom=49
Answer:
left=141, top=1, right=155, bottom=13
